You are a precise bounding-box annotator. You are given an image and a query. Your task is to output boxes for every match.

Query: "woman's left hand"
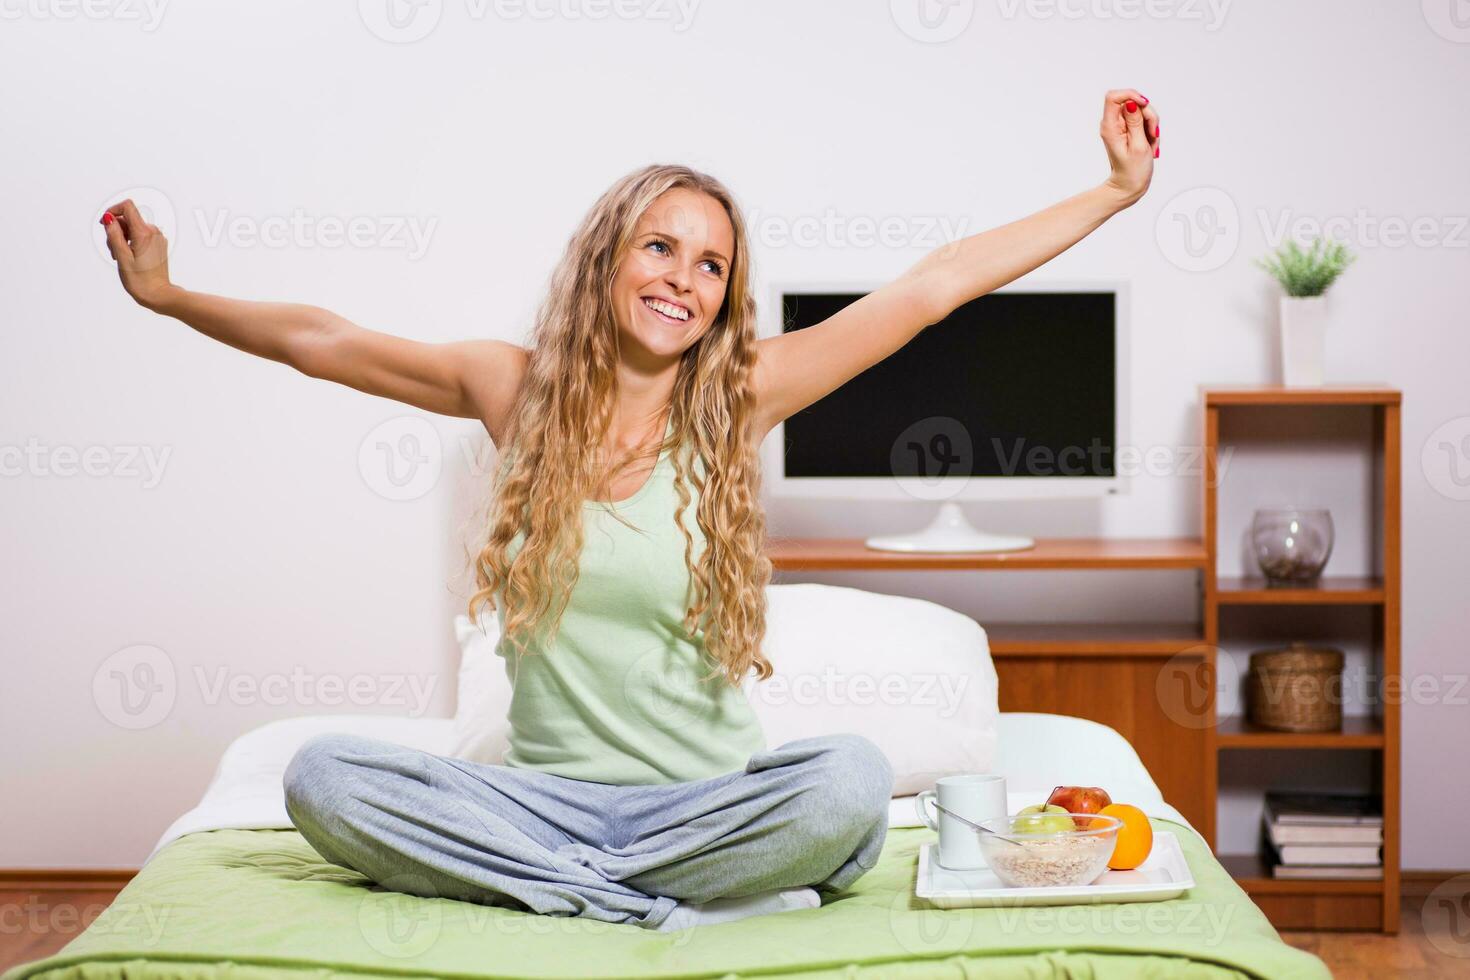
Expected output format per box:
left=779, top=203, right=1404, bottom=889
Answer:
left=1099, top=89, right=1160, bottom=208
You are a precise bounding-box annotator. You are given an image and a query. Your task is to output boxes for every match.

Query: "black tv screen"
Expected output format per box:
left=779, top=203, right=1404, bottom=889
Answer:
left=778, top=290, right=1117, bottom=480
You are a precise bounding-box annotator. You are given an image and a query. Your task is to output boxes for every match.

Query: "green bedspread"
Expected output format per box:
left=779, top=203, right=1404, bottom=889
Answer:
left=5, top=821, right=1328, bottom=980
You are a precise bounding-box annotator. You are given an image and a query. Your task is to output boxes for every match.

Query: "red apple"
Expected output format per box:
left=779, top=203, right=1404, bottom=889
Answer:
left=1045, top=786, right=1113, bottom=827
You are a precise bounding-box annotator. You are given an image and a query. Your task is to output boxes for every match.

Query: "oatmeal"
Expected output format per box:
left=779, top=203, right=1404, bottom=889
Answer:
left=986, top=835, right=1114, bottom=888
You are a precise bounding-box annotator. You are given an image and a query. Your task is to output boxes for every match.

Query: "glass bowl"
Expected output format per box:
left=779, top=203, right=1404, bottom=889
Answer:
left=977, top=813, right=1122, bottom=888
left=1251, top=507, right=1334, bottom=585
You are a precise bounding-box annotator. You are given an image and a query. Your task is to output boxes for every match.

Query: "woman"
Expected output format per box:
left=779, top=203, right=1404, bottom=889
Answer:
left=100, top=90, right=1159, bottom=931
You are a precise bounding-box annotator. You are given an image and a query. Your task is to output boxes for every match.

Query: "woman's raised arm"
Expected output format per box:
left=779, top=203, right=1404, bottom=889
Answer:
left=99, top=199, right=525, bottom=437
left=751, top=88, right=1160, bottom=436
left=914, top=87, right=1159, bottom=315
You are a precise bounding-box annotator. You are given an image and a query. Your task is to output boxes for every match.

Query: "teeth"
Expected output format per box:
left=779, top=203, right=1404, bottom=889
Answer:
left=644, top=297, right=689, bottom=321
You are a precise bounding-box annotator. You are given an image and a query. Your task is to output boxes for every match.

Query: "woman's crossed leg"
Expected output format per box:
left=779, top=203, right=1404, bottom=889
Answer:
left=282, top=731, right=892, bottom=929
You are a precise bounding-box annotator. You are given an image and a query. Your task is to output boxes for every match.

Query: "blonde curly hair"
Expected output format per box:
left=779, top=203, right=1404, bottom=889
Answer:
left=469, top=163, right=773, bottom=688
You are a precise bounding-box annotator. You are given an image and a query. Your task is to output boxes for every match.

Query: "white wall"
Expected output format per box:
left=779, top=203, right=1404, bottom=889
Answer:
left=3, top=1, right=1467, bottom=870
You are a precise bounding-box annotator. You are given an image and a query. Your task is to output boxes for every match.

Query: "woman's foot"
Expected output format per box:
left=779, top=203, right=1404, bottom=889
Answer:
left=652, top=886, right=820, bottom=932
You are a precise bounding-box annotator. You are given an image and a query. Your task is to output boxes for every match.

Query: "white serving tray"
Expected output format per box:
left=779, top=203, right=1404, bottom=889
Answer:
left=915, top=832, right=1195, bottom=907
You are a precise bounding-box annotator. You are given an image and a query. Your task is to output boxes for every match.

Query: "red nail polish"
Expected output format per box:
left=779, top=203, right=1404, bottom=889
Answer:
left=1154, top=145, right=1160, bottom=158
left=1126, top=100, right=1138, bottom=113
left=1139, top=95, right=1149, bottom=105
left=102, top=212, right=114, bottom=226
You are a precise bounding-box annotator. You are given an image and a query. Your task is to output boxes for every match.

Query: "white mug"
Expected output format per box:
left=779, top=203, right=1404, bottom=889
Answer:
left=915, top=774, right=1007, bottom=870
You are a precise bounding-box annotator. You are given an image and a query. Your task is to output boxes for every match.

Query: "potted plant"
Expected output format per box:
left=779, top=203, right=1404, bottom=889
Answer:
left=1254, top=237, right=1356, bottom=386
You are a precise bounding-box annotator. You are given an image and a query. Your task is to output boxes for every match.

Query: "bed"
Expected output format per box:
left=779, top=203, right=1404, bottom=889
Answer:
left=4, top=712, right=1330, bottom=980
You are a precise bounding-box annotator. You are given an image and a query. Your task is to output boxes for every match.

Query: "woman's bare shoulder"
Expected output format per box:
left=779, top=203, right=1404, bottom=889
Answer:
left=456, top=339, right=530, bottom=447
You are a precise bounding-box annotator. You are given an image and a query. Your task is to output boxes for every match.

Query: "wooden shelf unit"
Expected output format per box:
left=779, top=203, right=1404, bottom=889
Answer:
left=1202, top=385, right=1401, bottom=933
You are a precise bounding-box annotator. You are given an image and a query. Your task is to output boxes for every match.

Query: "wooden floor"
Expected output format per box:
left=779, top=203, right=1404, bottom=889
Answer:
left=1278, top=898, right=1470, bottom=979
left=0, top=889, right=119, bottom=975
left=2, top=889, right=1468, bottom=977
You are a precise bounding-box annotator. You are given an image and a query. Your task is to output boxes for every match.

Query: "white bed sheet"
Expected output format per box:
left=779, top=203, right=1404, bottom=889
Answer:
left=148, top=712, right=1195, bottom=864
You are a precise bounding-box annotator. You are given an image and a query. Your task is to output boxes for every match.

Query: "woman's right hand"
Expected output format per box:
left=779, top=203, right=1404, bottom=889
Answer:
left=94, top=197, right=528, bottom=435
left=1098, top=88, right=1159, bottom=209
left=100, top=198, right=174, bottom=310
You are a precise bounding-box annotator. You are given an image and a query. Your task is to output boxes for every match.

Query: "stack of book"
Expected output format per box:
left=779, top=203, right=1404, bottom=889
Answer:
left=1263, top=792, right=1383, bottom=880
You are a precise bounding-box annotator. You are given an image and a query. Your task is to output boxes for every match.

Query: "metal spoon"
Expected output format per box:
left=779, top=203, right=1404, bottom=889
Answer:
left=931, top=801, right=1026, bottom=847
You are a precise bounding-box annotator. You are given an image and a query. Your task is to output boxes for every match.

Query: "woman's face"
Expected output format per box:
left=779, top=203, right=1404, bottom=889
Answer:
left=611, top=187, right=734, bottom=364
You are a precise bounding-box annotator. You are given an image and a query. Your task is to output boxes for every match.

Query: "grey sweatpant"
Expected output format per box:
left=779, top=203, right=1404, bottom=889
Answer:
left=282, top=731, right=893, bottom=930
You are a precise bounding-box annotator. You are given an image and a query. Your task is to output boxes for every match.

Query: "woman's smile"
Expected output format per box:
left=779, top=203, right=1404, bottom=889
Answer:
left=641, top=295, right=693, bottom=325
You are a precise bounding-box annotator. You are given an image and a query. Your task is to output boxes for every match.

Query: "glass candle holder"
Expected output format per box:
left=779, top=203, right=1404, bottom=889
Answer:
left=1251, top=507, right=1334, bottom=585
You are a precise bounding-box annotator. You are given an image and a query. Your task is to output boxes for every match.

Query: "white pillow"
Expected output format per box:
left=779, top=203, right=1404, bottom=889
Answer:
left=449, top=611, right=513, bottom=765
left=449, top=583, right=998, bottom=797
left=744, top=584, right=997, bottom=796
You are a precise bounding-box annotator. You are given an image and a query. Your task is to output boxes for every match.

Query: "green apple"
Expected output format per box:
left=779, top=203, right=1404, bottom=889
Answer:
left=1015, top=803, right=1074, bottom=834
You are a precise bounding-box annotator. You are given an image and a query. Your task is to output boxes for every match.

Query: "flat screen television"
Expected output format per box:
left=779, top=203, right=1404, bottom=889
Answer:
left=763, top=281, right=1128, bottom=552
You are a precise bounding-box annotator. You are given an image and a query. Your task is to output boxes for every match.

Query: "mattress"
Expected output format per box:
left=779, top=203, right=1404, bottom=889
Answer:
left=142, top=713, right=1195, bottom=861
left=3, top=715, right=1331, bottom=980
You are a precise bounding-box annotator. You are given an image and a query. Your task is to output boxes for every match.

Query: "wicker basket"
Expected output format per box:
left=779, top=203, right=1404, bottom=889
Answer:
left=1246, top=642, right=1345, bottom=732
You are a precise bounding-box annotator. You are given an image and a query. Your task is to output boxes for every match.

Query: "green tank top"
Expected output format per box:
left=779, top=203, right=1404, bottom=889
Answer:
left=492, top=418, right=767, bottom=785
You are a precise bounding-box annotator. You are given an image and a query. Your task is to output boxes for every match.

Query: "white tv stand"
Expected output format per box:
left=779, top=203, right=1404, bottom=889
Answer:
left=863, top=502, right=1036, bottom=554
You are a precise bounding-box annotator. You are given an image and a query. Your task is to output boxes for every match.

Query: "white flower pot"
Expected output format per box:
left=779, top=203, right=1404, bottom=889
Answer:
left=1279, top=296, right=1327, bottom=387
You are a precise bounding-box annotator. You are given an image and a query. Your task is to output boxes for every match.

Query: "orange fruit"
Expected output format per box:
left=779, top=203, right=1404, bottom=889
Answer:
left=1099, top=803, right=1153, bottom=870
